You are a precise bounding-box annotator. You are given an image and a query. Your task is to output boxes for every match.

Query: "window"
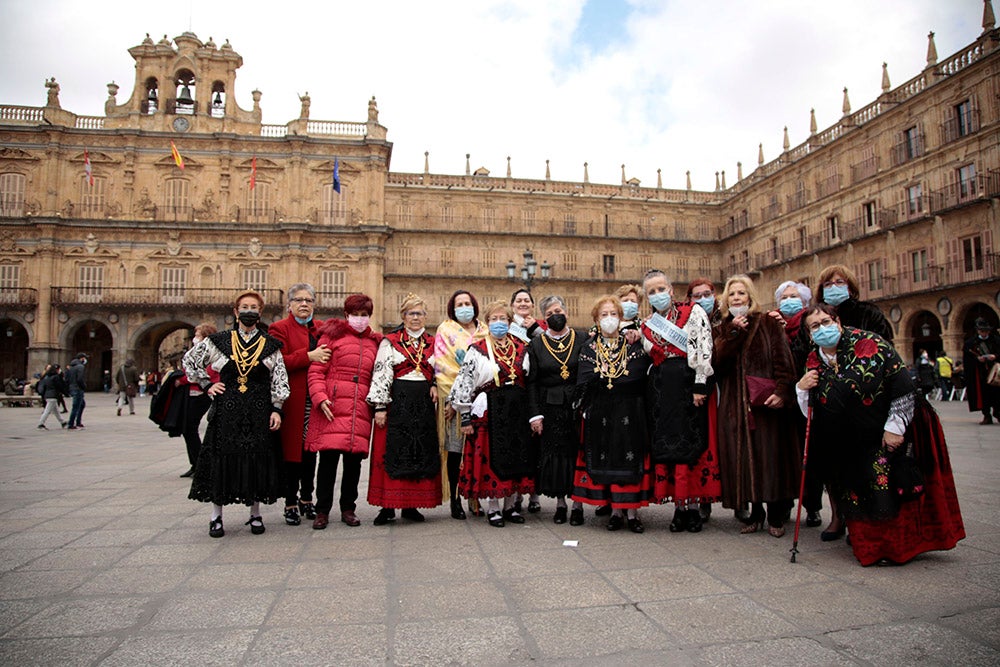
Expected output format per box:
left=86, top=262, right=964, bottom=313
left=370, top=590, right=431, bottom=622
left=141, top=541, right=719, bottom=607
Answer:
left=319, top=269, right=346, bottom=308
left=640, top=254, right=654, bottom=274
left=798, top=227, right=807, bottom=253
left=562, top=251, right=577, bottom=272
left=441, top=205, right=454, bottom=226
left=0, top=173, right=25, bottom=217
left=907, top=184, right=923, bottom=215
left=911, top=250, right=928, bottom=283
left=323, top=184, right=348, bottom=224
left=863, top=201, right=877, bottom=229
left=160, top=266, right=187, bottom=303
left=828, top=215, right=839, bottom=240
left=481, top=207, right=496, bottom=230
left=566, top=296, right=579, bottom=315
left=699, top=258, right=711, bottom=275
left=246, top=182, right=271, bottom=222
left=396, top=203, right=413, bottom=224
left=675, top=257, right=688, bottom=278
left=441, top=248, right=454, bottom=269
left=963, top=235, right=984, bottom=272
left=242, top=266, right=267, bottom=292
left=78, top=264, right=104, bottom=302
left=904, top=126, right=921, bottom=159
left=80, top=176, right=106, bottom=218
left=481, top=248, right=497, bottom=269
left=866, top=260, right=883, bottom=291
left=945, top=99, right=980, bottom=142
left=164, top=179, right=189, bottom=216
left=958, top=164, right=977, bottom=200
left=0, top=263, right=19, bottom=289
left=397, top=246, right=412, bottom=267
left=740, top=249, right=749, bottom=272
left=521, top=209, right=535, bottom=229
left=769, top=237, right=779, bottom=262
left=563, top=213, right=576, bottom=235
left=956, top=100, right=973, bottom=137
left=602, top=254, right=616, bottom=275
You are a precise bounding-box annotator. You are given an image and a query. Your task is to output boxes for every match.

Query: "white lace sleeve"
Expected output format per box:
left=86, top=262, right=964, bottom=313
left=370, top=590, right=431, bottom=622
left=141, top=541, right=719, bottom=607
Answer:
left=685, top=306, right=714, bottom=385
left=367, top=339, right=396, bottom=408
left=448, top=347, right=493, bottom=413
left=183, top=338, right=222, bottom=387
left=263, top=349, right=290, bottom=408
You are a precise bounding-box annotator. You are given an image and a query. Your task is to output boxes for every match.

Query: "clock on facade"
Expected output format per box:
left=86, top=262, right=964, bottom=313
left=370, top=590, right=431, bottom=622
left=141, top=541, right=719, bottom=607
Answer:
left=172, top=116, right=190, bottom=132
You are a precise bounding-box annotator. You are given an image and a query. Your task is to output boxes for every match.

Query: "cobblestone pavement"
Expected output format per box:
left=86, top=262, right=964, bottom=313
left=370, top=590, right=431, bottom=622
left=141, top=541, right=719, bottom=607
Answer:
left=0, top=396, right=997, bottom=666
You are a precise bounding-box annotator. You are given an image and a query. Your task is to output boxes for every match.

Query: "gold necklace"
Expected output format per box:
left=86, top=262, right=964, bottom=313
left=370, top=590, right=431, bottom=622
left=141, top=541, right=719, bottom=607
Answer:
left=596, top=335, right=629, bottom=389
left=229, top=330, right=267, bottom=393
left=541, top=330, right=576, bottom=380
left=493, top=336, right=519, bottom=383
left=400, top=331, right=426, bottom=368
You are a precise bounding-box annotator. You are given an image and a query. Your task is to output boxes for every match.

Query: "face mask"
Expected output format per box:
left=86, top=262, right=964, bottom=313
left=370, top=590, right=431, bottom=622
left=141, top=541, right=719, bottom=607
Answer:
left=729, top=305, right=749, bottom=318
left=823, top=284, right=850, bottom=306
left=546, top=313, right=567, bottom=331
left=599, top=316, right=620, bottom=335
left=294, top=316, right=312, bottom=325
left=238, top=310, right=261, bottom=327
left=696, top=297, right=715, bottom=315
left=621, top=301, right=639, bottom=320
left=348, top=315, right=370, bottom=332
left=648, top=292, right=672, bottom=313
left=811, top=324, right=842, bottom=348
left=454, top=305, right=475, bottom=324
left=778, top=297, right=803, bottom=316
left=489, top=321, right=509, bottom=338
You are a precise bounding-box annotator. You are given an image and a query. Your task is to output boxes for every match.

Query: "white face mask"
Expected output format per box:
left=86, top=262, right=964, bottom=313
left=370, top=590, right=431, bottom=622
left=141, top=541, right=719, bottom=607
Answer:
left=729, top=305, right=749, bottom=318
left=599, top=316, right=620, bottom=335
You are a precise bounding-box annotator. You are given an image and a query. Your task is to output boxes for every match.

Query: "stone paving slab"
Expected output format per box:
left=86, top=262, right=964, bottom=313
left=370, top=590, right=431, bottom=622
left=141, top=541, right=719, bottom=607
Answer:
left=0, top=396, right=998, bottom=665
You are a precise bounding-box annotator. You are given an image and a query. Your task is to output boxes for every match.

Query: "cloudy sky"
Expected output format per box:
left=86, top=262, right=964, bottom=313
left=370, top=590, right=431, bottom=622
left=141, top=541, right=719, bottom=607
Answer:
left=0, top=0, right=984, bottom=189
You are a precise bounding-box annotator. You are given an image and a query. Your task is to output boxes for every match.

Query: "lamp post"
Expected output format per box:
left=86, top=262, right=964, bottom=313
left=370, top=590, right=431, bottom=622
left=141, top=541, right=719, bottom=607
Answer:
left=505, top=248, right=551, bottom=289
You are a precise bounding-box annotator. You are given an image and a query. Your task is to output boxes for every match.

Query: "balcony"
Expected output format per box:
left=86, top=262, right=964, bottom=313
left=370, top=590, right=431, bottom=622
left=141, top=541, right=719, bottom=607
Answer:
left=0, top=288, right=38, bottom=306
left=815, top=173, right=840, bottom=199
left=850, top=155, right=879, bottom=184
left=886, top=253, right=999, bottom=297
left=786, top=189, right=810, bottom=213
left=890, top=134, right=925, bottom=167
left=941, top=108, right=980, bottom=144
left=51, top=287, right=286, bottom=313
left=760, top=201, right=782, bottom=223
left=718, top=211, right=750, bottom=239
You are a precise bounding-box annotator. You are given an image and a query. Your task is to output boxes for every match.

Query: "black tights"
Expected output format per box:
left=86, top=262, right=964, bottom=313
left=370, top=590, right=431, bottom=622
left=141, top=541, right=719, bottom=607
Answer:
left=447, top=451, right=462, bottom=499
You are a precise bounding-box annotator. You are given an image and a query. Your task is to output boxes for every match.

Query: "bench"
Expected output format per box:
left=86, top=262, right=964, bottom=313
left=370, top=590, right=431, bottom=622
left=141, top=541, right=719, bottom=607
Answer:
left=0, top=396, right=43, bottom=408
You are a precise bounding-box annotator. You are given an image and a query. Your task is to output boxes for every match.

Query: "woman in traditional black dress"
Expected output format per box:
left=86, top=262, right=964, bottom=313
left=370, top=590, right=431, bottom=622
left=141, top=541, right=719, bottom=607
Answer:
left=183, top=290, right=290, bottom=538
left=571, top=295, right=652, bottom=533
left=527, top=295, right=586, bottom=524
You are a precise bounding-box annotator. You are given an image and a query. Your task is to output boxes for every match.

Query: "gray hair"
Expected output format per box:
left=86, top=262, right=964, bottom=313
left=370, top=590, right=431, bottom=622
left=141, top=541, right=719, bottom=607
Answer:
left=538, top=295, right=567, bottom=315
left=287, top=283, right=316, bottom=302
left=642, top=268, right=672, bottom=290
left=773, top=280, right=812, bottom=307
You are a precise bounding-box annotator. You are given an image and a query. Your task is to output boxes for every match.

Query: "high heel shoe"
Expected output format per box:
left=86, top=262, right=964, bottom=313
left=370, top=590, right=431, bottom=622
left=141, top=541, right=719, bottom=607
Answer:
left=450, top=498, right=467, bottom=520
left=739, top=505, right=766, bottom=534
left=820, top=525, right=846, bottom=542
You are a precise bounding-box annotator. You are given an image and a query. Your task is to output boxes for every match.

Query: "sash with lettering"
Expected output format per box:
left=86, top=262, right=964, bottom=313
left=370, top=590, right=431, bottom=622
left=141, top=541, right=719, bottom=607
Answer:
left=641, top=304, right=692, bottom=366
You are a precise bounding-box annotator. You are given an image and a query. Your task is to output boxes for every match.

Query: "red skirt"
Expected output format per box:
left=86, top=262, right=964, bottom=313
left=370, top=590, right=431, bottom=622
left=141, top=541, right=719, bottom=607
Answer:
left=367, top=425, right=442, bottom=509
left=846, top=402, right=965, bottom=566
left=570, top=449, right=653, bottom=510
left=652, top=395, right=722, bottom=505
left=458, top=415, right=534, bottom=499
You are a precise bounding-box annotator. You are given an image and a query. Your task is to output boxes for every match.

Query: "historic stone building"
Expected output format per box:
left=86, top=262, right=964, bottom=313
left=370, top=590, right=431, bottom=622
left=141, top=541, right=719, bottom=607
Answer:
left=1, top=6, right=998, bottom=388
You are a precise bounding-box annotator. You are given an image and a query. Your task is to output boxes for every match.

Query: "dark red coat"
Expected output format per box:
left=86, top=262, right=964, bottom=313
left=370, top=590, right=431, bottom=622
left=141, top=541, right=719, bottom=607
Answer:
left=305, top=319, right=382, bottom=457
left=269, top=314, right=324, bottom=463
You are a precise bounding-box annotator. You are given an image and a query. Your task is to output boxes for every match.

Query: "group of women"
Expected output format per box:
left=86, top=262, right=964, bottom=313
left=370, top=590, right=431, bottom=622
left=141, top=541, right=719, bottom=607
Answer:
left=183, top=264, right=965, bottom=566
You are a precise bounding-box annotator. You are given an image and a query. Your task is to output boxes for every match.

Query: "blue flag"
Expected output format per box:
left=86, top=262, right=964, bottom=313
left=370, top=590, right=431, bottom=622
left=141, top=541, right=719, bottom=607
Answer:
left=333, top=158, right=341, bottom=193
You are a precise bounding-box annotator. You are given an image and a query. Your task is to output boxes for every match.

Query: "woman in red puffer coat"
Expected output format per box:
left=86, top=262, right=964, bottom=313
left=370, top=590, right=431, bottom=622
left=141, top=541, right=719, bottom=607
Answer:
left=305, top=293, right=382, bottom=529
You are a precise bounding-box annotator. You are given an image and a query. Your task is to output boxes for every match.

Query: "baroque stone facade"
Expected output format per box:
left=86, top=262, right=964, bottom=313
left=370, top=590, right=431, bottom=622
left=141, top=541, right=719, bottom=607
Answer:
left=1, top=15, right=998, bottom=388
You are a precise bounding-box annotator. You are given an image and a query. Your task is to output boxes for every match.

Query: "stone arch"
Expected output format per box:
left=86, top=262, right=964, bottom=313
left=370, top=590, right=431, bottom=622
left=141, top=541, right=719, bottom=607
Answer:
left=906, top=309, right=942, bottom=362
left=956, top=299, right=999, bottom=338
left=0, top=317, right=32, bottom=380
left=60, top=316, right=116, bottom=390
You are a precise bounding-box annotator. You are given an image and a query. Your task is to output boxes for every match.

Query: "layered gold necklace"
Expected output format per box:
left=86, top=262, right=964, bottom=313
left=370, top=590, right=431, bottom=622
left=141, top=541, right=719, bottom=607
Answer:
left=401, top=331, right=426, bottom=368
left=493, top=336, right=519, bottom=383
left=230, top=330, right=267, bottom=393
left=540, top=330, right=576, bottom=380
left=596, top=335, right=629, bottom=389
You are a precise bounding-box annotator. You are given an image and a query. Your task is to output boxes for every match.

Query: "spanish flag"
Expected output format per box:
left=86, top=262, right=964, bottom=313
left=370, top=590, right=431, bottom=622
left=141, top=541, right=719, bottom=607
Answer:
left=170, top=141, right=185, bottom=170
left=250, top=156, right=257, bottom=190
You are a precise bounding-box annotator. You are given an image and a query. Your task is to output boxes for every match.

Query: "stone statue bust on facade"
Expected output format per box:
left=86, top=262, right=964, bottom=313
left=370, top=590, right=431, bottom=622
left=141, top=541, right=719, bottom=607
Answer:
left=45, top=77, right=61, bottom=108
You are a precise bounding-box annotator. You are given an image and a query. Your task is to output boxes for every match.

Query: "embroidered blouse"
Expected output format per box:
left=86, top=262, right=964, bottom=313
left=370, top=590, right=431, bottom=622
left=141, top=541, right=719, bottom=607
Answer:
left=448, top=337, right=531, bottom=419
left=182, top=328, right=290, bottom=408
left=367, top=329, right=436, bottom=408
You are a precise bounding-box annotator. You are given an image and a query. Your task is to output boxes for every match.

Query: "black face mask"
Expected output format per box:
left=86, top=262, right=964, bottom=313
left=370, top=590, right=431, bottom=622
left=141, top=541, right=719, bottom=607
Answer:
left=238, top=311, right=261, bottom=327
left=546, top=313, right=567, bottom=331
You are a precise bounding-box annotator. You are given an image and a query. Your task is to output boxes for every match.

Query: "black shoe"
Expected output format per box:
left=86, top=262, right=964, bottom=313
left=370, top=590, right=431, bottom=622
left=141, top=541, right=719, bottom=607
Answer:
left=450, top=498, right=467, bottom=520
left=553, top=506, right=568, bottom=524
left=821, top=525, right=846, bottom=542
left=488, top=511, right=505, bottom=527
left=699, top=503, right=712, bottom=522
left=37, top=424, right=47, bottom=430
left=595, top=504, right=612, bottom=517
left=607, top=515, right=624, bottom=531
left=469, top=501, right=485, bottom=517
left=513, top=499, right=523, bottom=514
left=502, top=508, right=525, bottom=524
left=686, top=509, right=703, bottom=533
left=373, top=508, right=396, bottom=526
left=980, top=417, right=994, bottom=425
left=179, top=467, right=194, bottom=478
left=805, top=511, right=822, bottom=528
left=569, top=508, right=584, bottom=526
left=401, top=508, right=425, bottom=522
left=627, top=517, right=645, bottom=534
left=669, top=509, right=690, bottom=533
left=298, top=502, right=317, bottom=521
left=284, top=507, right=301, bottom=526
left=209, top=517, right=224, bottom=538
left=245, top=515, right=265, bottom=535
left=527, top=501, right=541, bottom=514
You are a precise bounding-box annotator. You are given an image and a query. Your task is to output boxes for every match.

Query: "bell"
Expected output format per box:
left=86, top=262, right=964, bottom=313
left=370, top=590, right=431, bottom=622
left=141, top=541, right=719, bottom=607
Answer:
left=176, top=84, right=194, bottom=105
left=213, top=91, right=222, bottom=106
left=147, top=87, right=158, bottom=102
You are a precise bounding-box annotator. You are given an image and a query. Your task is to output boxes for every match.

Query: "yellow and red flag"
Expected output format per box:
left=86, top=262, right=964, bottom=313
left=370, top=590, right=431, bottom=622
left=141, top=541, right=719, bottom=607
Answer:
left=170, top=141, right=185, bottom=170
left=250, top=156, right=257, bottom=190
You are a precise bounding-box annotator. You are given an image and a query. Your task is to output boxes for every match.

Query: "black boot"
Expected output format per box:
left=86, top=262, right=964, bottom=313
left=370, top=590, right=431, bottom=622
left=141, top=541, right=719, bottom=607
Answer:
left=450, top=498, right=467, bottom=520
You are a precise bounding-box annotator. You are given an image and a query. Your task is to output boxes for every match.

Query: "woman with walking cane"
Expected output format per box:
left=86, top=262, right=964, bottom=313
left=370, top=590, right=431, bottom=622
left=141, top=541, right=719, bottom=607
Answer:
left=795, top=304, right=965, bottom=565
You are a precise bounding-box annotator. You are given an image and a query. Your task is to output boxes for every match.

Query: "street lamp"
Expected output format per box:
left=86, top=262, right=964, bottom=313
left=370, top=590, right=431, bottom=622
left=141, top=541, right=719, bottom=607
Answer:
left=505, top=249, right=551, bottom=289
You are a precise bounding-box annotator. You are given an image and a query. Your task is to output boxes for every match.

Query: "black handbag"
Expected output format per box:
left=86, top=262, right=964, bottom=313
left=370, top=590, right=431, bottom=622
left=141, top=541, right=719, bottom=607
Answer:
left=890, top=443, right=925, bottom=502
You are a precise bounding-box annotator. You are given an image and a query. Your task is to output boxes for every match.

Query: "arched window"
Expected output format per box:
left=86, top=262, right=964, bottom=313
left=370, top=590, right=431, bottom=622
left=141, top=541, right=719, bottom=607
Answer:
left=79, top=175, right=106, bottom=218
left=173, top=69, right=196, bottom=115
left=210, top=81, right=226, bottom=118
left=0, top=172, right=26, bottom=217
left=142, top=77, right=159, bottom=114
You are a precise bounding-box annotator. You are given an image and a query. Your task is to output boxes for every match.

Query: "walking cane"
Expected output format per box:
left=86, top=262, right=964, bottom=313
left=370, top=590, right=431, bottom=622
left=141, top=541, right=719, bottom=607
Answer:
left=789, top=404, right=813, bottom=563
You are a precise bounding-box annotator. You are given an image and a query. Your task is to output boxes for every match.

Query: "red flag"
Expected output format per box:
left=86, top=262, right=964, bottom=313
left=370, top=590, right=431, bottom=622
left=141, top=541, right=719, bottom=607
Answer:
left=170, top=141, right=185, bottom=170
left=83, top=150, right=94, bottom=186
left=250, top=156, right=257, bottom=190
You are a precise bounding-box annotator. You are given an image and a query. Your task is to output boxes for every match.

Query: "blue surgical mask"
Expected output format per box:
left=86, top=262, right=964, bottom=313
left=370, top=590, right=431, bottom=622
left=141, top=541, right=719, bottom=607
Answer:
left=823, top=284, right=850, bottom=306
left=294, top=316, right=312, bottom=325
left=648, top=292, right=672, bottom=313
left=489, top=321, right=509, bottom=338
left=621, top=301, right=639, bottom=320
left=778, top=297, right=803, bottom=316
left=696, top=297, right=715, bottom=315
left=455, top=305, right=475, bottom=324
left=811, top=324, right=842, bottom=348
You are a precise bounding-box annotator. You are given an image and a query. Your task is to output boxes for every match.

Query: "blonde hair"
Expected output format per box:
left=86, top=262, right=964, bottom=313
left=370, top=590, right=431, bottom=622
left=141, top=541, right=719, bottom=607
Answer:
left=481, top=300, right=513, bottom=321
left=590, top=295, right=623, bottom=322
left=398, top=293, right=426, bottom=317
left=615, top=283, right=642, bottom=305
left=817, top=264, right=860, bottom=301
left=720, top=274, right=762, bottom=317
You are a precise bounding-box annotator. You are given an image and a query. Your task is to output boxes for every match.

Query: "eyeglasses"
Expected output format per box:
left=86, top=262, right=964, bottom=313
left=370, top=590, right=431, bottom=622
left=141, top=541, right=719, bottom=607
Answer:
left=290, top=298, right=315, bottom=304
left=807, top=317, right=837, bottom=332
left=404, top=311, right=426, bottom=318
left=821, top=279, right=848, bottom=289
